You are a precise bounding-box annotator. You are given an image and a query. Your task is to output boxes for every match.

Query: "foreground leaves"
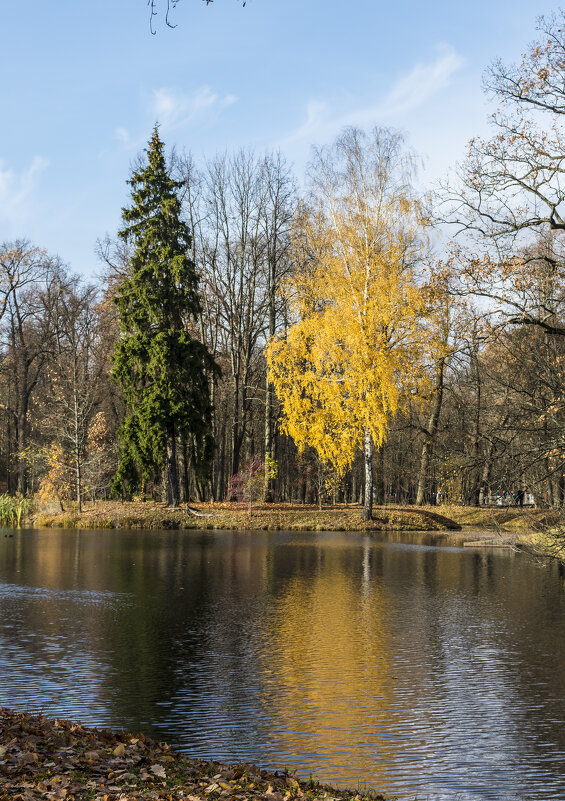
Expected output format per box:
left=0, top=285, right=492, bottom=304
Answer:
left=0, top=707, right=386, bottom=801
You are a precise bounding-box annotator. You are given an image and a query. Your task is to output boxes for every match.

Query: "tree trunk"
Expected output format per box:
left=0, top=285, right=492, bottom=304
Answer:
left=209, top=378, right=217, bottom=500
left=216, top=421, right=226, bottom=501
left=166, top=421, right=180, bottom=507
left=181, top=436, right=190, bottom=503
left=231, top=377, right=240, bottom=477
left=16, top=409, right=28, bottom=495
left=316, top=459, right=324, bottom=510
left=362, top=429, right=373, bottom=521
left=416, top=358, right=445, bottom=506
left=263, top=374, right=275, bottom=502
left=263, top=272, right=277, bottom=502
left=73, top=383, right=82, bottom=513
left=231, top=374, right=245, bottom=478
left=374, top=445, right=385, bottom=505
left=472, top=351, right=482, bottom=506
left=478, top=436, right=497, bottom=505
left=75, top=450, right=82, bottom=512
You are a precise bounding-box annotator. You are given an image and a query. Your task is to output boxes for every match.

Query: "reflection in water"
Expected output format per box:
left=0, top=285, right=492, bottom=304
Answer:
left=0, top=529, right=564, bottom=800
left=259, top=545, right=396, bottom=788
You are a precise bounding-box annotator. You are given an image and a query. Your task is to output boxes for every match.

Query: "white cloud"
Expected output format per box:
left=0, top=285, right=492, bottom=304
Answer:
left=0, top=156, right=49, bottom=232
left=150, top=85, right=238, bottom=130
left=281, top=44, right=465, bottom=150
left=367, top=43, right=465, bottom=120
left=115, top=127, right=131, bottom=146
left=283, top=100, right=330, bottom=146
left=110, top=86, right=238, bottom=156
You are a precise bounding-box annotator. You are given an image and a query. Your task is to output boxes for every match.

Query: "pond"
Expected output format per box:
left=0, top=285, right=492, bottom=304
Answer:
left=0, top=528, right=564, bottom=800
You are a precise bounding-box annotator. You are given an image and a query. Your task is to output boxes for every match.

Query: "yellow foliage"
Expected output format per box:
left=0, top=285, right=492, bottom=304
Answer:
left=86, top=411, right=109, bottom=454
left=268, top=127, right=436, bottom=473
left=37, top=443, right=72, bottom=504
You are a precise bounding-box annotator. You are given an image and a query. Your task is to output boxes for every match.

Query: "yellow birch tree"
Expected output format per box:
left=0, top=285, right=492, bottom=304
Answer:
left=267, top=127, right=435, bottom=520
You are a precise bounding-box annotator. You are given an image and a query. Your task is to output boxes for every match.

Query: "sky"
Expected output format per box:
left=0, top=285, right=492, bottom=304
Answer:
left=0, top=0, right=556, bottom=279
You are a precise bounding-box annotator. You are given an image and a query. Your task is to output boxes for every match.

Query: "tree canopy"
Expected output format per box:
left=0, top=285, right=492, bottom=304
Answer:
left=268, top=127, right=436, bottom=519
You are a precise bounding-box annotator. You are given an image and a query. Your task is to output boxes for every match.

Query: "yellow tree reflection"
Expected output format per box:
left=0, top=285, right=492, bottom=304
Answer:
left=258, top=542, right=398, bottom=786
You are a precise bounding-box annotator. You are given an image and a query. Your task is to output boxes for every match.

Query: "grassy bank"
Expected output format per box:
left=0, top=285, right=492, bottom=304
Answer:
left=418, top=504, right=565, bottom=558
left=424, top=503, right=565, bottom=531
left=31, top=500, right=462, bottom=532
left=0, top=706, right=387, bottom=801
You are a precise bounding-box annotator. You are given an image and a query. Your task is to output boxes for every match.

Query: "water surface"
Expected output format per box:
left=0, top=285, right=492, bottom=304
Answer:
left=0, top=528, right=564, bottom=800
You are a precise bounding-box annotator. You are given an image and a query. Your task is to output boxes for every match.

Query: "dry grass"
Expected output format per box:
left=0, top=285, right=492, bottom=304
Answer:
left=32, top=500, right=462, bottom=533
left=424, top=504, right=565, bottom=531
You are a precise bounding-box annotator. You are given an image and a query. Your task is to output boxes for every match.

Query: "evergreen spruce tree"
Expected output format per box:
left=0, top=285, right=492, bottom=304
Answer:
left=112, top=126, right=217, bottom=506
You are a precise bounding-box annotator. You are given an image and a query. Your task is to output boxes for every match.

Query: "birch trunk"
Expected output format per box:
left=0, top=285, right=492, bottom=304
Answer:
left=363, top=429, right=374, bottom=521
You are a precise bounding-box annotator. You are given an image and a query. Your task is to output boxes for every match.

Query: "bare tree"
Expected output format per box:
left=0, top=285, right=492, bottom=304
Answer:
left=259, top=152, right=296, bottom=500
left=37, top=278, right=105, bottom=511
left=441, top=11, right=565, bottom=336
left=0, top=242, right=61, bottom=494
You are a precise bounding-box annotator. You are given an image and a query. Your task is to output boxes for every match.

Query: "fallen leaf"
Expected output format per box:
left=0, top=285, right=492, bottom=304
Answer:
left=46, top=790, right=67, bottom=800
left=112, top=743, right=126, bottom=757
left=150, top=763, right=167, bottom=779
left=18, top=751, right=38, bottom=765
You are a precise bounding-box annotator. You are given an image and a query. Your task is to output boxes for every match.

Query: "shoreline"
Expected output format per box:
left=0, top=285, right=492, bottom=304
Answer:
left=0, top=706, right=387, bottom=801
left=10, top=499, right=564, bottom=559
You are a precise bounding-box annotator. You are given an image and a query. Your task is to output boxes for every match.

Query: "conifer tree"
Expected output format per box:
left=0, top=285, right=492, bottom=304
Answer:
left=112, top=126, right=217, bottom=506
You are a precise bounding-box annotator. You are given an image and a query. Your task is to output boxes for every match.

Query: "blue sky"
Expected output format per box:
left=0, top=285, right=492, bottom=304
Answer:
left=0, top=0, right=555, bottom=278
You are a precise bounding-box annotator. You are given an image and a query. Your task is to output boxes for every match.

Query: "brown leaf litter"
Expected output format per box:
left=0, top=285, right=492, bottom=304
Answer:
left=0, top=707, right=387, bottom=801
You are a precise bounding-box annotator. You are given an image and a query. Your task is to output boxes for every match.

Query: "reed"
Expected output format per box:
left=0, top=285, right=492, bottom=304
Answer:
left=0, top=494, right=33, bottom=527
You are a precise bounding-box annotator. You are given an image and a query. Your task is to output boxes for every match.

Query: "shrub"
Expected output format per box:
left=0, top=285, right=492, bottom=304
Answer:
left=227, top=457, right=277, bottom=516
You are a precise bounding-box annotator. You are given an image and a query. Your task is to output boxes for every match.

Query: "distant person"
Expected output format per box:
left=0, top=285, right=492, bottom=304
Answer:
left=516, top=489, right=525, bottom=508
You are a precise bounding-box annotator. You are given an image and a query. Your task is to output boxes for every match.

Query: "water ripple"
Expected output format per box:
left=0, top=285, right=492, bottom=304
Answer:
left=0, top=529, right=564, bottom=800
